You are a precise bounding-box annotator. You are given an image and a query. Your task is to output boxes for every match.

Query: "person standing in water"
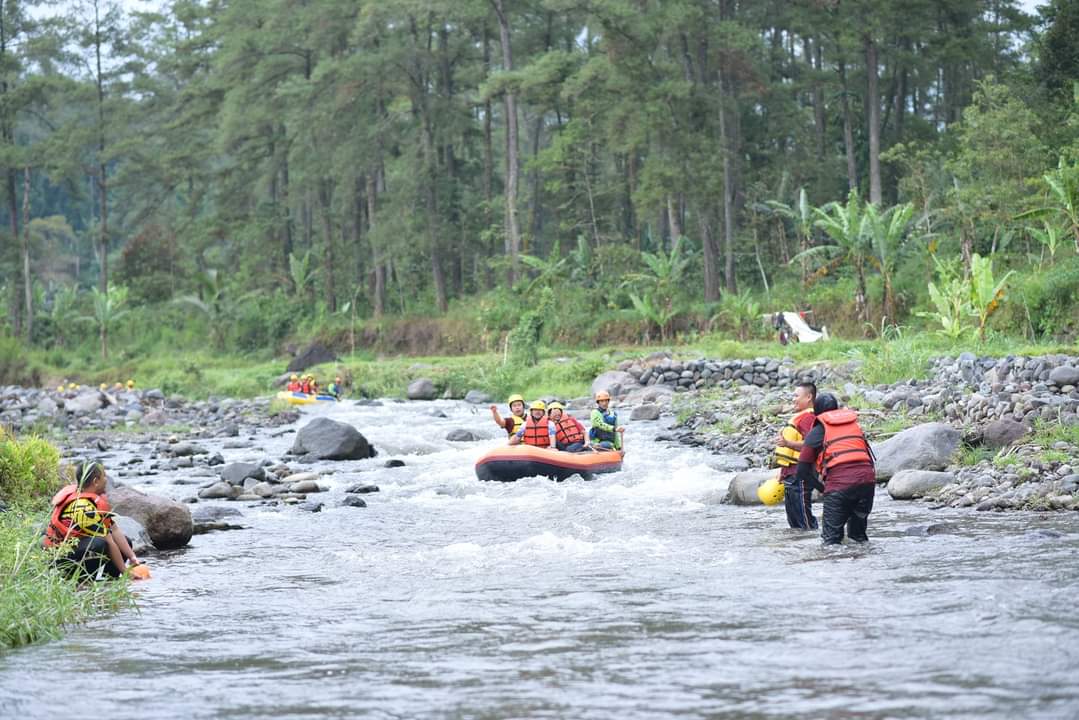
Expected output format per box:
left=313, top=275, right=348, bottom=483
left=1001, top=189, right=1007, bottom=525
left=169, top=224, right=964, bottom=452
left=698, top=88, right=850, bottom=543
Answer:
left=774, top=382, right=819, bottom=531
left=794, top=393, right=877, bottom=545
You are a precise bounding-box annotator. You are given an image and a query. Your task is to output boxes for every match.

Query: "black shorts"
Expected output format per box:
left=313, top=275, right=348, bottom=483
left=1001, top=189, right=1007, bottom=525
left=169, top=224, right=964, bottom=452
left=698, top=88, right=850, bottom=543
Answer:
left=58, top=535, right=121, bottom=580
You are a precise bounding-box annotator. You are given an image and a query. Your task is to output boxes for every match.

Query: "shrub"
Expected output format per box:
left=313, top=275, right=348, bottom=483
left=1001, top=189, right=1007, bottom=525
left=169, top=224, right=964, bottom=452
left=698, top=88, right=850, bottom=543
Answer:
left=0, top=430, right=61, bottom=508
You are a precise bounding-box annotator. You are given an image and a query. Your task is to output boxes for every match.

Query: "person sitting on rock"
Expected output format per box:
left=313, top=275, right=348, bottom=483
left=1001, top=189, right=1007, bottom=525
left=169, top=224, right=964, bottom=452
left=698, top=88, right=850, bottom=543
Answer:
left=287, top=374, right=302, bottom=392
left=327, top=376, right=344, bottom=399
left=490, top=393, right=527, bottom=437
left=589, top=391, right=624, bottom=451
left=794, top=393, right=877, bottom=545
left=547, top=401, right=589, bottom=452
left=42, top=461, right=144, bottom=580
left=509, top=400, right=558, bottom=449
left=774, top=382, right=819, bottom=531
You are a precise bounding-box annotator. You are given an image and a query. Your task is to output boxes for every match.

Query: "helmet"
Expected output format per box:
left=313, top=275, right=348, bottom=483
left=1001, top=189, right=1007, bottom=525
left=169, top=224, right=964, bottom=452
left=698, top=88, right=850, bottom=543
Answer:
left=757, top=475, right=785, bottom=506
left=507, top=393, right=524, bottom=406
left=126, top=380, right=135, bottom=388
left=529, top=400, right=547, bottom=412
left=291, top=374, right=299, bottom=380
left=99, top=383, right=107, bottom=391
left=56, top=385, right=64, bottom=393
left=547, top=401, right=565, bottom=412
left=595, top=390, right=611, bottom=402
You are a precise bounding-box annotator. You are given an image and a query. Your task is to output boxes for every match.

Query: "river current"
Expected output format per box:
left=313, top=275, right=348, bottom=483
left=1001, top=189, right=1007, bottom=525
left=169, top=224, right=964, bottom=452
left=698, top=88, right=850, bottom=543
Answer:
left=2, top=399, right=1078, bottom=719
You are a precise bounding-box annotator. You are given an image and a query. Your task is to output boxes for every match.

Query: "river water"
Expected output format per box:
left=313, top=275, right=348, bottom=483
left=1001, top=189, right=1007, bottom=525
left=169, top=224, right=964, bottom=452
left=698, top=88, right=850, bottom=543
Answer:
left=2, top=399, right=1079, bottom=719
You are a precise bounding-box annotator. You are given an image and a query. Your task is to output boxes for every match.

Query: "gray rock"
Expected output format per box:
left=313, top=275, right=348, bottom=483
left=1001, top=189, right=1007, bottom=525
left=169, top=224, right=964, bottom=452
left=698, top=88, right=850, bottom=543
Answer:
left=464, top=390, right=492, bottom=404
left=142, top=409, right=168, bottom=426
left=36, top=397, right=59, bottom=416
left=982, top=418, right=1030, bottom=449
left=725, top=469, right=777, bottom=506
left=109, top=485, right=193, bottom=550
left=289, top=480, right=322, bottom=494
left=250, top=482, right=277, bottom=498
left=887, top=470, right=956, bottom=500
left=169, top=442, right=207, bottom=457
left=114, top=515, right=154, bottom=554
left=299, top=500, right=324, bottom=513
left=286, top=342, right=338, bottom=372
left=591, top=371, right=640, bottom=399
left=407, top=378, right=437, bottom=400
left=1049, top=365, right=1079, bottom=387
left=207, top=452, right=225, bottom=466
left=344, top=483, right=380, bottom=494
left=384, top=459, right=405, bottom=468
left=219, top=462, right=266, bottom=486
left=191, top=506, right=242, bottom=523
left=198, top=482, right=238, bottom=500
left=64, top=392, right=104, bottom=415
left=446, top=428, right=482, bottom=442
left=282, top=471, right=319, bottom=485
left=291, top=417, right=376, bottom=460
left=630, top=404, right=661, bottom=421
left=340, top=495, right=368, bottom=508
left=873, top=422, right=961, bottom=480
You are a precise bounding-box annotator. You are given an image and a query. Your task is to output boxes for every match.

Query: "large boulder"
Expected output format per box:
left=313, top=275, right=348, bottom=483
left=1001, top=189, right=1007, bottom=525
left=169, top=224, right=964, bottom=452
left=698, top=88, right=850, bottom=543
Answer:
left=291, top=416, right=376, bottom=460
left=1049, top=365, right=1079, bottom=387
left=114, top=515, right=154, bottom=554
left=591, top=371, right=640, bottom=399
left=725, top=469, right=778, bottom=506
left=109, top=485, right=193, bottom=550
left=887, top=470, right=955, bottom=500
left=407, top=378, right=437, bottom=400
left=219, top=462, right=265, bottom=486
left=464, top=390, right=492, bottom=404
left=446, top=428, right=482, bottom=442
left=982, top=419, right=1029, bottom=449
left=873, top=422, right=961, bottom=481
left=286, top=343, right=337, bottom=373
left=630, top=404, right=662, bottom=421
left=64, top=392, right=104, bottom=415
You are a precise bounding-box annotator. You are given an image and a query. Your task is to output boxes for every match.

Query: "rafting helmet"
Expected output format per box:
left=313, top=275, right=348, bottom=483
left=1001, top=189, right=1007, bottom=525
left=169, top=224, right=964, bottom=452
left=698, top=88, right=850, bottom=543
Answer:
left=757, top=475, right=785, bottom=506
left=507, top=393, right=524, bottom=405
left=126, top=379, right=135, bottom=389
left=595, top=390, right=611, bottom=402
left=530, top=400, right=547, bottom=412
left=290, top=374, right=299, bottom=381
left=547, top=401, right=565, bottom=412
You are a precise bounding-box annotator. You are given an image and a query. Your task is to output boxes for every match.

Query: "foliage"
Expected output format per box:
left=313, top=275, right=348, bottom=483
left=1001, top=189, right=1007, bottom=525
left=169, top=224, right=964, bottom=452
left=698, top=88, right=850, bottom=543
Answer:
left=506, top=287, right=555, bottom=368
left=969, top=253, right=1015, bottom=341
left=1016, top=157, right=1079, bottom=255
left=624, top=236, right=693, bottom=341
left=711, top=291, right=763, bottom=341
left=79, top=286, right=130, bottom=360
left=917, top=256, right=973, bottom=342
left=0, top=429, right=61, bottom=509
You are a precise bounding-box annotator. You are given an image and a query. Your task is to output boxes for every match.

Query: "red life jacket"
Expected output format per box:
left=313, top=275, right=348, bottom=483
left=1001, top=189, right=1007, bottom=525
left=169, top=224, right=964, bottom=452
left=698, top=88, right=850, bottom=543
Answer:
left=815, top=409, right=874, bottom=478
left=301, top=380, right=312, bottom=394
left=43, top=484, right=113, bottom=548
left=287, top=381, right=302, bottom=392
left=521, top=415, right=553, bottom=447
left=554, top=416, right=585, bottom=446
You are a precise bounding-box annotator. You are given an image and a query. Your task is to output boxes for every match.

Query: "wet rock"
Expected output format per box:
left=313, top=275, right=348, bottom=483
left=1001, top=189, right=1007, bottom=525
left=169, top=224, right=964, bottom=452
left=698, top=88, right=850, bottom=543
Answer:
left=344, top=483, right=379, bottom=494
left=982, top=419, right=1030, bottom=449
left=222, top=440, right=252, bottom=449
left=282, top=471, right=319, bottom=485
left=888, top=470, right=956, bottom=500
left=873, top=422, right=961, bottom=480
left=234, top=494, right=262, bottom=502
left=299, top=500, right=323, bottom=513
left=289, top=480, right=322, bottom=494
left=142, top=409, right=168, bottom=426
left=464, top=390, right=492, bottom=404
left=114, top=515, right=154, bottom=554
left=725, top=469, right=776, bottom=506
left=192, top=520, right=244, bottom=535
left=198, top=482, right=238, bottom=500
left=219, top=462, right=266, bottom=486
left=384, top=459, right=405, bottom=468
left=218, top=423, right=240, bottom=438
left=591, top=371, right=639, bottom=399
left=287, top=342, right=337, bottom=372
left=630, top=404, right=661, bottom=421
left=65, top=392, right=104, bottom=415
left=446, top=428, right=482, bottom=442
left=407, top=378, right=437, bottom=400
left=340, top=495, right=368, bottom=508
left=292, top=417, right=376, bottom=460
left=109, top=485, right=193, bottom=550
left=169, top=442, right=207, bottom=457
left=36, top=397, right=59, bottom=416
left=1049, top=365, right=1079, bottom=387
left=191, top=506, right=242, bottom=522
left=207, top=452, right=225, bottom=466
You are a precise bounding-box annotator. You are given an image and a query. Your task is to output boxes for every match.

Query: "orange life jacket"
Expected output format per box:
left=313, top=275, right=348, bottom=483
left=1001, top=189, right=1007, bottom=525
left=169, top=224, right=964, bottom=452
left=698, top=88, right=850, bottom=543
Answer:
left=554, top=415, right=585, bottom=446
left=43, top=484, right=113, bottom=548
left=301, top=380, right=312, bottom=394
left=815, top=408, right=874, bottom=478
left=521, top=415, right=553, bottom=447
left=287, top=381, right=302, bottom=392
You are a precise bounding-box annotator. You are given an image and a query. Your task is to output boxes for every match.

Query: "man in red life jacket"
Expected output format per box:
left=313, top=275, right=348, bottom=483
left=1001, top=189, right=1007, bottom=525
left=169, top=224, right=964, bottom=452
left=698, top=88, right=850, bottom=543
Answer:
left=43, top=461, right=143, bottom=579
left=509, top=400, right=558, bottom=449
left=547, top=401, right=589, bottom=452
left=287, top=374, right=302, bottom=392
left=794, top=393, right=877, bottom=545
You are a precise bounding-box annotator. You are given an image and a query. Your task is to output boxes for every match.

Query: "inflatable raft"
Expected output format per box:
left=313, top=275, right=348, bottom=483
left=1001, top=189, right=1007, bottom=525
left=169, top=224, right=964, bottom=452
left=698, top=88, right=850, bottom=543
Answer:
left=475, top=445, right=623, bottom=482
left=276, top=391, right=338, bottom=405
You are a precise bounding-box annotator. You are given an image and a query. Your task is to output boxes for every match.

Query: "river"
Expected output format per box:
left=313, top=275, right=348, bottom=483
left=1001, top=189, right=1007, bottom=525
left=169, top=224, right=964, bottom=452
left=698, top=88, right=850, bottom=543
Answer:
left=2, top=399, right=1078, bottom=719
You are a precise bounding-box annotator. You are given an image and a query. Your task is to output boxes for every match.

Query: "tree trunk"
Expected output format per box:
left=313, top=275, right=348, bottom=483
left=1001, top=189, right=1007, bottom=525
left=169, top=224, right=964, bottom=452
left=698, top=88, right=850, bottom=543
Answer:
left=21, top=166, right=31, bottom=339
left=94, top=0, right=108, bottom=297
left=811, top=38, right=826, bottom=159
left=318, top=178, right=336, bottom=312
left=366, top=173, right=384, bottom=318
left=6, top=168, right=19, bottom=335
left=491, top=0, right=520, bottom=286
left=865, top=35, right=882, bottom=205
left=667, top=195, right=682, bottom=242
left=838, top=58, right=858, bottom=193
left=700, top=211, right=720, bottom=302
left=718, top=62, right=737, bottom=294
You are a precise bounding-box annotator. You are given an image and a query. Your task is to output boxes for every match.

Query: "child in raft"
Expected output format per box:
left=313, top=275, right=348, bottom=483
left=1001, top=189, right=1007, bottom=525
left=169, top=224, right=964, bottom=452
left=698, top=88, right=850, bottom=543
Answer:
left=42, top=461, right=146, bottom=580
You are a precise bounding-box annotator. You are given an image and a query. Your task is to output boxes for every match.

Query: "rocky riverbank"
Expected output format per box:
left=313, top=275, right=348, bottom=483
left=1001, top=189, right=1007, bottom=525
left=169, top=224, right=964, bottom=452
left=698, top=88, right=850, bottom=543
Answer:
left=589, top=351, right=1079, bottom=513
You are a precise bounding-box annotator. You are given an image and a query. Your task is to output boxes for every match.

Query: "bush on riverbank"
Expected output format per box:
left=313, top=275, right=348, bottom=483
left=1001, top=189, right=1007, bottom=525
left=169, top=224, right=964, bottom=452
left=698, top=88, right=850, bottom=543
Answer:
left=0, top=432, right=132, bottom=651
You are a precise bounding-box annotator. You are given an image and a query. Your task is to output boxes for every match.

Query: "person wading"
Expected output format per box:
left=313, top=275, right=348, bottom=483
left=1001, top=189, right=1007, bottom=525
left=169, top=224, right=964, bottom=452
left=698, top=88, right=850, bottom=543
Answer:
left=794, top=393, right=877, bottom=545
left=774, top=382, right=819, bottom=531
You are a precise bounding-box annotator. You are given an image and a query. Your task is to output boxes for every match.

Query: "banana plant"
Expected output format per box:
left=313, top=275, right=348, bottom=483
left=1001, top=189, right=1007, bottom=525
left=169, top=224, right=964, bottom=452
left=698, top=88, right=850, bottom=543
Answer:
left=1028, top=220, right=1064, bottom=266
left=1015, top=156, right=1079, bottom=254
left=916, top=255, right=971, bottom=342
left=791, top=191, right=870, bottom=326
left=969, top=253, right=1015, bottom=341
left=79, top=285, right=129, bottom=360
left=861, top=202, right=915, bottom=326
left=767, top=187, right=814, bottom=285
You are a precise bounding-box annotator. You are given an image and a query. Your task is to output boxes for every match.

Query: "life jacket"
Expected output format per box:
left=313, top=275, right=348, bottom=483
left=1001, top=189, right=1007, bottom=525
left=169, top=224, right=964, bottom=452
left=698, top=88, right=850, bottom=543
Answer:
left=775, top=409, right=813, bottom=467
left=508, top=413, right=525, bottom=435
left=301, top=380, right=312, bottom=394
left=520, top=415, right=552, bottom=447
left=589, top=408, right=618, bottom=444
left=815, top=409, right=875, bottom=478
left=287, top=382, right=302, bottom=392
left=554, top=415, right=585, bottom=446
left=43, top=484, right=113, bottom=548
left=327, top=383, right=340, bottom=398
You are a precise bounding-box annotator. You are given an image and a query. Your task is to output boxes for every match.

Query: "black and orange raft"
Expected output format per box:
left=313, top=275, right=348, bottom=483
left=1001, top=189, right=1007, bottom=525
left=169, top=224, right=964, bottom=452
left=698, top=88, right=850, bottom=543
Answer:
left=474, top=445, right=623, bottom=482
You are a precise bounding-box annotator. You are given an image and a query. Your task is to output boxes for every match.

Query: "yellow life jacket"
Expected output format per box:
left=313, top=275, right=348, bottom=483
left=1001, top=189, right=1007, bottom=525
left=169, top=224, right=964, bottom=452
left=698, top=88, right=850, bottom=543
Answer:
left=509, top=413, right=525, bottom=435
left=775, top=408, right=813, bottom=467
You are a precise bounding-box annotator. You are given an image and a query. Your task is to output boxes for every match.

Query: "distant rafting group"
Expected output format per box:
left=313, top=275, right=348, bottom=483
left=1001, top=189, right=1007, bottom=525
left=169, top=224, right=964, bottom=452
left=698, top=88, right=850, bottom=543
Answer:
left=278, top=373, right=345, bottom=405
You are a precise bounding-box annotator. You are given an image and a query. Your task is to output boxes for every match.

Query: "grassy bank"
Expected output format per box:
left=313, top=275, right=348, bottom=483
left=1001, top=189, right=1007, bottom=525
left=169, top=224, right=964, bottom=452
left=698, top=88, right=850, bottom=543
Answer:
left=0, top=431, right=133, bottom=651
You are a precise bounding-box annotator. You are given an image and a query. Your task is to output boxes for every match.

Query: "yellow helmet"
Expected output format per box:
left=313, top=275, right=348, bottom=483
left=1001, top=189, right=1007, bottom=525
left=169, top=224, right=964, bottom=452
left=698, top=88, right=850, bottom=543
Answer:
left=507, top=394, right=524, bottom=405
left=291, top=374, right=299, bottom=380
left=757, top=476, right=785, bottom=506
left=547, top=401, right=565, bottom=412
left=595, top=390, right=611, bottom=402
left=529, top=400, right=547, bottom=412
left=99, top=383, right=108, bottom=391
left=126, top=380, right=135, bottom=389
left=56, top=385, right=65, bottom=393
left=68, top=382, right=77, bottom=389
